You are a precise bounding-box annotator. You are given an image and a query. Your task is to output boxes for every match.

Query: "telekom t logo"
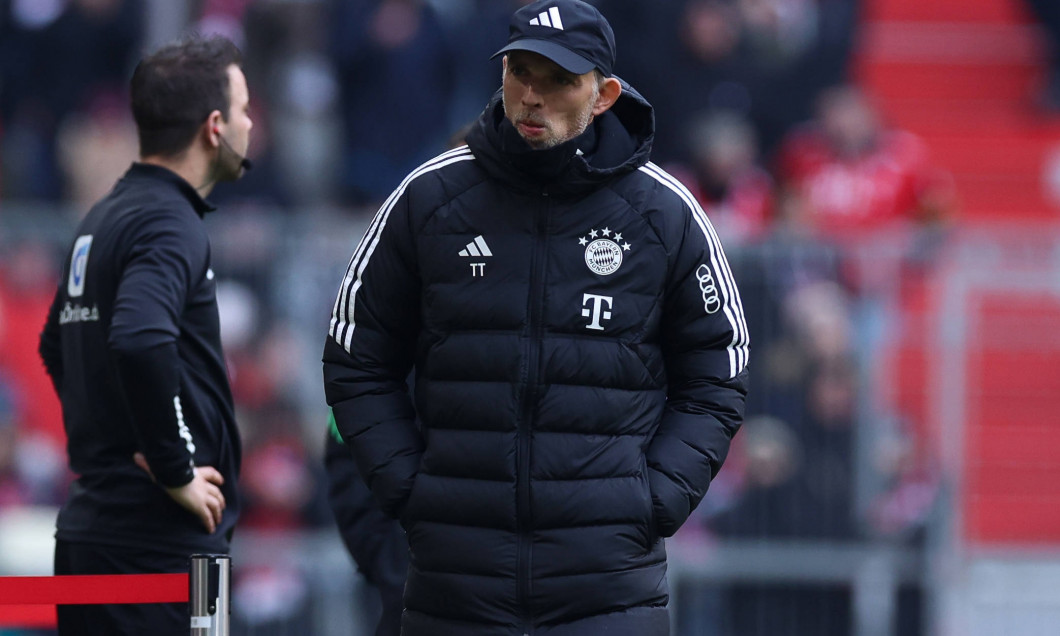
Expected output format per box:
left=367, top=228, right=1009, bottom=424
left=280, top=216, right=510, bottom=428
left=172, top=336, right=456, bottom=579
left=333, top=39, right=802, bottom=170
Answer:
left=582, top=293, right=613, bottom=331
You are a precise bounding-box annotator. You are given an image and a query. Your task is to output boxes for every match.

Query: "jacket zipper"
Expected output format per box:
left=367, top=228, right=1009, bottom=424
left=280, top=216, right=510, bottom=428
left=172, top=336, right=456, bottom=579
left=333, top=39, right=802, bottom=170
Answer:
left=517, top=191, right=550, bottom=634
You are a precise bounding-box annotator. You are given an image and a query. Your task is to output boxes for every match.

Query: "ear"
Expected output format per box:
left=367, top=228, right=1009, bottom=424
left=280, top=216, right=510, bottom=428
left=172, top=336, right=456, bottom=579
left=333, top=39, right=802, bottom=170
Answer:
left=592, top=77, right=622, bottom=116
left=205, top=109, right=225, bottom=146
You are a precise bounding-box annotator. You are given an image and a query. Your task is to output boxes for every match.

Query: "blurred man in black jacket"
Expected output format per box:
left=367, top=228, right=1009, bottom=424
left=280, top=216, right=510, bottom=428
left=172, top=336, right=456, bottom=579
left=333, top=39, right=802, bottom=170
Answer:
left=325, top=410, right=408, bottom=636
left=39, top=34, right=251, bottom=636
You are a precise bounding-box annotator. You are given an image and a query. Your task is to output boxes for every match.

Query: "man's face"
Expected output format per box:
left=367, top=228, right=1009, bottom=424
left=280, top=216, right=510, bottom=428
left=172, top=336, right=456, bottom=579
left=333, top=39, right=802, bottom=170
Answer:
left=218, top=64, right=253, bottom=180
left=502, top=51, right=600, bottom=150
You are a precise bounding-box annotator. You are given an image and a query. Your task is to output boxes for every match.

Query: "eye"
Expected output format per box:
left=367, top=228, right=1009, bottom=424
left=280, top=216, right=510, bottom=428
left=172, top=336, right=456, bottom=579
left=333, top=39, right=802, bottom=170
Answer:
left=554, top=75, right=576, bottom=86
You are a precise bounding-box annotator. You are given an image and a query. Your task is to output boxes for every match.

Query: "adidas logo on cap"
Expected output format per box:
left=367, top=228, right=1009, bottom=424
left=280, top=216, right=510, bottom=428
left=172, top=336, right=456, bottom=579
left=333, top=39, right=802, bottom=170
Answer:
left=492, top=0, right=617, bottom=77
left=529, top=7, right=564, bottom=30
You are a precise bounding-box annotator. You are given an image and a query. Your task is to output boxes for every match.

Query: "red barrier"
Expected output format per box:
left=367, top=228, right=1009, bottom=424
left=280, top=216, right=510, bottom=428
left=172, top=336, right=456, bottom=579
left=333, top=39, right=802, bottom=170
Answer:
left=0, top=573, right=188, bottom=628
left=0, top=605, right=57, bottom=628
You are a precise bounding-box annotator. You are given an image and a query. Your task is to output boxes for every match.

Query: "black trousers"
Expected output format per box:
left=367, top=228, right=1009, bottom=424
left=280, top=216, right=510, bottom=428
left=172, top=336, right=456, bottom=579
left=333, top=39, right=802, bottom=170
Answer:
left=54, top=540, right=190, bottom=636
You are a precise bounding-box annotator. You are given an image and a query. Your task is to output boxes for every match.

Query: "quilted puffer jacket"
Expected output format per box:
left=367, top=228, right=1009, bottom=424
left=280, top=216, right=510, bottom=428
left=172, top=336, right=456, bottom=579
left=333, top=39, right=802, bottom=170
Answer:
left=323, top=82, right=749, bottom=636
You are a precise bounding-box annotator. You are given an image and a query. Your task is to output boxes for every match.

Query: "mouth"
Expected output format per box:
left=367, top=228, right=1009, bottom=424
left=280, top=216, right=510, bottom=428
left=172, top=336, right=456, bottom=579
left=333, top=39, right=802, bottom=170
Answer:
left=516, top=119, right=547, bottom=137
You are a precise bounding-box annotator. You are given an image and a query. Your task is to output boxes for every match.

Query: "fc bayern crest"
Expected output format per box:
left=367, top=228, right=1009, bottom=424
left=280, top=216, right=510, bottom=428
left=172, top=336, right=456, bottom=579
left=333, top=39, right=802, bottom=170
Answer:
left=578, top=227, right=631, bottom=276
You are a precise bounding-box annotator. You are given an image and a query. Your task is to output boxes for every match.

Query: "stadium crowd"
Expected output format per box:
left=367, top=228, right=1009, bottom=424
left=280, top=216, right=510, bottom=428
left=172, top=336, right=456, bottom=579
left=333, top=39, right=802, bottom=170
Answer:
left=0, top=1, right=969, bottom=634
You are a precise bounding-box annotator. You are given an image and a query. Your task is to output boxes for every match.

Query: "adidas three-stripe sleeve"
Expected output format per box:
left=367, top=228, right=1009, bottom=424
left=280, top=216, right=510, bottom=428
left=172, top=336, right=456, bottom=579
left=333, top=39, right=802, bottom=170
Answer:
left=323, top=165, right=428, bottom=520
left=640, top=162, right=750, bottom=539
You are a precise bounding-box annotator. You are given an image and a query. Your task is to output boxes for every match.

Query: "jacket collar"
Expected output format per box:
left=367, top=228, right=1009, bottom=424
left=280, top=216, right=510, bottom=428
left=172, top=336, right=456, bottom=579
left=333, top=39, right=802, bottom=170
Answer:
left=466, top=78, right=655, bottom=198
left=124, top=163, right=217, bottom=217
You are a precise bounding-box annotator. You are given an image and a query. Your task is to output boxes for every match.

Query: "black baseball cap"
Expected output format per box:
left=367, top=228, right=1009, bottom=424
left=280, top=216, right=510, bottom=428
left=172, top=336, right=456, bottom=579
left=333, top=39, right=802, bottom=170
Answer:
left=491, top=0, right=616, bottom=77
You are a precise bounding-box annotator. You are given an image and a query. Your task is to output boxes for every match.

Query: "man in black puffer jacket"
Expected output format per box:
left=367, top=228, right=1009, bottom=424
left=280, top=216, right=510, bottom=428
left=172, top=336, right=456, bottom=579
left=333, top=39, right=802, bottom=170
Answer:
left=323, top=1, right=749, bottom=633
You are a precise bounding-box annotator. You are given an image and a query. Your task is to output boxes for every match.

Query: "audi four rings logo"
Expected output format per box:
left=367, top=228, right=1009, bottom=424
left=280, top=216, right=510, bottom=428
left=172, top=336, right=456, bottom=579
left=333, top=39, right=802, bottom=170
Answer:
left=696, top=264, right=721, bottom=314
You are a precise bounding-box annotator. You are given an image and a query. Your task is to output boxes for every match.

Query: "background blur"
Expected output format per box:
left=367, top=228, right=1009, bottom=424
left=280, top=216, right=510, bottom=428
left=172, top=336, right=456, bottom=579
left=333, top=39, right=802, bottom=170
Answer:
left=2, top=0, right=1060, bottom=634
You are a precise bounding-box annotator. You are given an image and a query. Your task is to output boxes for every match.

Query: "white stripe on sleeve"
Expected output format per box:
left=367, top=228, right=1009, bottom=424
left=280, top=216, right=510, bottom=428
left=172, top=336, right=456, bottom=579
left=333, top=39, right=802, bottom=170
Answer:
left=330, top=146, right=475, bottom=352
left=639, top=163, right=750, bottom=378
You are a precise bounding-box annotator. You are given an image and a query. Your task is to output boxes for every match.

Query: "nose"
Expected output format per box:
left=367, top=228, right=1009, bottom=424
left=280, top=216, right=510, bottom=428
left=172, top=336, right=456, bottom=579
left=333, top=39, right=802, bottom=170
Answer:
left=520, top=79, right=543, bottom=107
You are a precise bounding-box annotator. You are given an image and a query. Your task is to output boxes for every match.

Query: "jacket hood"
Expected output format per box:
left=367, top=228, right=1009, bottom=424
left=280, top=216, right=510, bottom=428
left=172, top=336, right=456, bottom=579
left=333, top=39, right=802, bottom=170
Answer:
left=466, top=78, right=655, bottom=198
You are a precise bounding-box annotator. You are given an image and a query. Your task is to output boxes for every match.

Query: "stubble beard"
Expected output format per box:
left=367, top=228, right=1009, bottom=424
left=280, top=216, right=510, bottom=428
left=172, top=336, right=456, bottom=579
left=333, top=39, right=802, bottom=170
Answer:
left=215, top=141, right=245, bottom=182
left=504, top=89, right=600, bottom=150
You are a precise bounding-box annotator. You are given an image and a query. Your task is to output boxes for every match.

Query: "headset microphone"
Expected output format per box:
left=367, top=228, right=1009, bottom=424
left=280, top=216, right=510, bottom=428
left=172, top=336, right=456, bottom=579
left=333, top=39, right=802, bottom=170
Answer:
left=215, top=128, right=254, bottom=171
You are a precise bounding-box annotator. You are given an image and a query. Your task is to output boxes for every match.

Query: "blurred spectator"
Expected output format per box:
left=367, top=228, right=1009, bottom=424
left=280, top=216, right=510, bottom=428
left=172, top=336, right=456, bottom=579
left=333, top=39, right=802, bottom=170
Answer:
left=446, top=121, right=476, bottom=150
left=1023, top=0, right=1060, bottom=112
left=210, top=229, right=327, bottom=634
left=782, top=278, right=854, bottom=366
left=211, top=216, right=283, bottom=305
left=867, top=425, right=939, bottom=543
left=194, top=0, right=253, bottom=46
left=593, top=0, right=682, bottom=133
left=238, top=407, right=328, bottom=532
left=216, top=278, right=270, bottom=409
left=328, top=0, right=455, bottom=207
left=0, top=240, right=65, bottom=448
left=202, top=1, right=314, bottom=208
left=231, top=561, right=311, bottom=636
left=55, top=90, right=138, bottom=213
left=0, top=378, right=27, bottom=506
left=0, top=260, right=70, bottom=506
left=638, top=0, right=752, bottom=164
left=712, top=415, right=812, bottom=538
left=0, top=0, right=144, bottom=201
left=729, top=207, right=844, bottom=421
left=667, top=110, right=774, bottom=246
left=438, top=0, right=529, bottom=134
left=725, top=279, right=860, bottom=539
left=780, top=281, right=859, bottom=540
left=0, top=394, right=69, bottom=508
left=718, top=280, right=862, bottom=543
left=775, top=84, right=955, bottom=243
left=231, top=398, right=329, bottom=635
left=710, top=415, right=851, bottom=636
left=770, top=85, right=952, bottom=511
left=231, top=398, right=329, bottom=632
left=621, top=0, right=858, bottom=164
left=738, top=0, right=818, bottom=66
left=745, top=0, right=860, bottom=150
left=798, top=356, right=858, bottom=538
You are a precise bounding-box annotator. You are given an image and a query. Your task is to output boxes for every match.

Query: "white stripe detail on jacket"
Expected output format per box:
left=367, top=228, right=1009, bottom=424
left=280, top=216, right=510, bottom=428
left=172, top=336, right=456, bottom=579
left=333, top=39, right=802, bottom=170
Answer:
left=330, top=146, right=475, bottom=352
left=173, top=395, right=196, bottom=455
left=639, top=162, right=750, bottom=378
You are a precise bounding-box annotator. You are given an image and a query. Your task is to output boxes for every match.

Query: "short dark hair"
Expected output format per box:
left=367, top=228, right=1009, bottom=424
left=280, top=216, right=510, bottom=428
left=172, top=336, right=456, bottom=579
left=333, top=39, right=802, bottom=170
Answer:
left=130, top=34, right=243, bottom=158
